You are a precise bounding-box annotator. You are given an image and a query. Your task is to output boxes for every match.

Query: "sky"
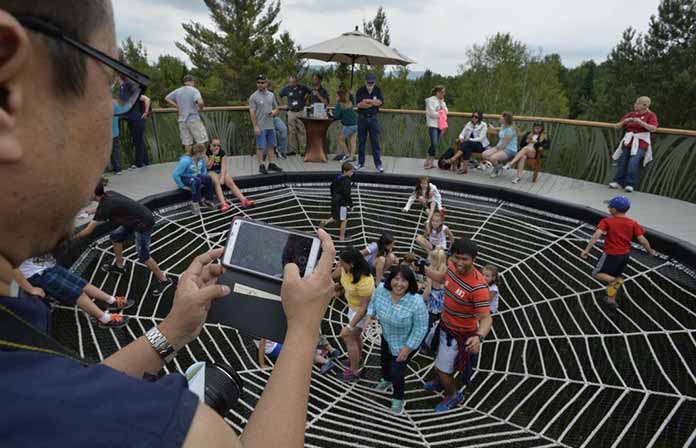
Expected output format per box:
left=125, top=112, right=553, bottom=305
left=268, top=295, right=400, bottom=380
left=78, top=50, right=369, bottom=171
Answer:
left=113, top=0, right=661, bottom=75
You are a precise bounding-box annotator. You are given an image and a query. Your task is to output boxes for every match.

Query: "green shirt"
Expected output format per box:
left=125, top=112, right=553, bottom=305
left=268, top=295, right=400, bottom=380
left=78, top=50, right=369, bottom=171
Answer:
left=333, top=102, right=357, bottom=126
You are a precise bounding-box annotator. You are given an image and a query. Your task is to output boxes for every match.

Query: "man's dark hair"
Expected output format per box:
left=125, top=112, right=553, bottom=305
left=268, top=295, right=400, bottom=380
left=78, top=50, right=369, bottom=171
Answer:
left=383, top=265, right=419, bottom=295
left=341, top=161, right=354, bottom=173
left=3, top=0, right=112, bottom=96
left=451, top=238, right=478, bottom=258
left=94, top=182, right=105, bottom=198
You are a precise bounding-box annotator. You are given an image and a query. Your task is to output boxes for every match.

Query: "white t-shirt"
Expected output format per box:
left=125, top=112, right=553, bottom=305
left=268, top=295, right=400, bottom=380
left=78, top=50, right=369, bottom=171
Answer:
left=254, top=339, right=279, bottom=355
left=489, top=284, right=500, bottom=314
left=364, top=242, right=379, bottom=266
left=428, top=224, right=449, bottom=249
left=18, top=256, right=57, bottom=279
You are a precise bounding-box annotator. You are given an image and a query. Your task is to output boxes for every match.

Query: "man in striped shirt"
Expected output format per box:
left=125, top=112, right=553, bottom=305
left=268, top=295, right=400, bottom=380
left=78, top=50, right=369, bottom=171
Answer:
left=423, top=238, right=492, bottom=412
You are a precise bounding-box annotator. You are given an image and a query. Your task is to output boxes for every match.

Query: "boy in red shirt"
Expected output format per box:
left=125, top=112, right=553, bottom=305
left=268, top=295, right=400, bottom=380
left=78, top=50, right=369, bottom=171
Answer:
left=581, top=196, right=655, bottom=309
left=422, top=238, right=492, bottom=412
left=609, top=96, right=658, bottom=193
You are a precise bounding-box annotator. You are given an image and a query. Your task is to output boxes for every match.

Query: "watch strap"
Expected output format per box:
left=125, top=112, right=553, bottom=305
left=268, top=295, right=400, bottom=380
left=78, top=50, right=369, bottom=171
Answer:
left=145, top=326, right=177, bottom=363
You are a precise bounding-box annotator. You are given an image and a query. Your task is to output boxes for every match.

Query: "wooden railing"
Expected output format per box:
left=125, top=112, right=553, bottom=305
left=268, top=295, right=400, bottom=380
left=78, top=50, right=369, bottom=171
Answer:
left=117, top=107, right=696, bottom=203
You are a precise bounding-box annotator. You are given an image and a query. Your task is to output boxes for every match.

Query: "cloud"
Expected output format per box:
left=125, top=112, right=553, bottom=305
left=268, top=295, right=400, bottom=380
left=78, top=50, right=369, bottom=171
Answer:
left=113, top=0, right=659, bottom=74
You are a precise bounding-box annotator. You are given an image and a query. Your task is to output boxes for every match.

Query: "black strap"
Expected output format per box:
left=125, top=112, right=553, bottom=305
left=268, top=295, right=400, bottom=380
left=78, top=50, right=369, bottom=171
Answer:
left=0, top=303, right=90, bottom=366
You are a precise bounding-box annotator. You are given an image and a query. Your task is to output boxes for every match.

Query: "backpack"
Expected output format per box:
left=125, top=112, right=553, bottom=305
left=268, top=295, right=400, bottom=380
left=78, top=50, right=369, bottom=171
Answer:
left=438, top=147, right=455, bottom=170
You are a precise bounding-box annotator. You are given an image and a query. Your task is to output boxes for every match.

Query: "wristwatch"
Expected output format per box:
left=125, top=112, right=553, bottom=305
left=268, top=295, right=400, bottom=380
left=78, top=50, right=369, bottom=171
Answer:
left=476, top=333, right=485, bottom=342
left=145, top=326, right=177, bottom=363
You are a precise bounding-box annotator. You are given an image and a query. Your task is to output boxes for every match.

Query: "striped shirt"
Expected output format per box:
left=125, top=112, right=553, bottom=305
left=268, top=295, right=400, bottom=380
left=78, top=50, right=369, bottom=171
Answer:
left=441, top=262, right=490, bottom=333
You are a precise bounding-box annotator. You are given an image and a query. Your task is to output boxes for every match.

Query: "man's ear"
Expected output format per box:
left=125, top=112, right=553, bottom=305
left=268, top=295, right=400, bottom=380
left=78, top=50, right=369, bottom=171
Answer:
left=0, top=10, right=29, bottom=163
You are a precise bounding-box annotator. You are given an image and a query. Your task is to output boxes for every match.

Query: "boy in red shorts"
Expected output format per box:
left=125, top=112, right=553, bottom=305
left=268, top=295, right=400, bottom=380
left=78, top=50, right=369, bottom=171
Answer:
left=581, top=196, right=655, bottom=309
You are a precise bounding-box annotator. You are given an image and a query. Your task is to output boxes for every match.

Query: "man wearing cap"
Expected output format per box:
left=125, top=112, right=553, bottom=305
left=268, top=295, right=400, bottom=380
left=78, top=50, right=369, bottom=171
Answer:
left=165, top=74, right=208, bottom=155
left=581, top=196, right=655, bottom=309
left=609, top=96, right=659, bottom=193
left=249, top=75, right=283, bottom=175
left=355, top=73, right=385, bottom=172
left=280, top=75, right=311, bottom=155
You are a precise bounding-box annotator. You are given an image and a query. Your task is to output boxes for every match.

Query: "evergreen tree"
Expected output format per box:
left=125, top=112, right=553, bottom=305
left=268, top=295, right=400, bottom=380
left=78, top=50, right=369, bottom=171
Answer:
left=361, top=6, right=391, bottom=79
left=176, top=0, right=301, bottom=104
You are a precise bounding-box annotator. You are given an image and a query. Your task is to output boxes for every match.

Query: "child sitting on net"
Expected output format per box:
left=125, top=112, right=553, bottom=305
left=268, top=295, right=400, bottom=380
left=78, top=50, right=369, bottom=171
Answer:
left=172, top=143, right=216, bottom=215
left=416, top=210, right=454, bottom=254
left=257, top=336, right=337, bottom=374
left=421, top=248, right=448, bottom=328
left=320, top=161, right=355, bottom=241
left=483, top=265, right=500, bottom=314
left=403, top=176, right=443, bottom=221
left=361, top=231, right=398, bottom=285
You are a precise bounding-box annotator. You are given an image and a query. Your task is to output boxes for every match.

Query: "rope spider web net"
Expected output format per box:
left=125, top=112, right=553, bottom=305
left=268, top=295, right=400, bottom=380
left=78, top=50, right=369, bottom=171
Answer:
left=51, top=180, right=696, bottom=448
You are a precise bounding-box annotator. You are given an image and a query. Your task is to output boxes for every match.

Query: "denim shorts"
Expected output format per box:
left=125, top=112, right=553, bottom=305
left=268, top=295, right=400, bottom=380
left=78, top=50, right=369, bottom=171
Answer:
left=342, top=125, right=358, bottom=138
left=255, top=128, right=277, bottom=151
left=110, top=226, right=152, bottom=262
left=504, top=148, right=517, bottom=160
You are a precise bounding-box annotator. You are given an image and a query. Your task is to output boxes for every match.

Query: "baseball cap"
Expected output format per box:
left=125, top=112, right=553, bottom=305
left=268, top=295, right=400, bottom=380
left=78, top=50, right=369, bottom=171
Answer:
left=256, top=74, right=267, bottom=81
left=605, top=196, right=631, bottom=212
left=365, top=72, right=377, bottom=83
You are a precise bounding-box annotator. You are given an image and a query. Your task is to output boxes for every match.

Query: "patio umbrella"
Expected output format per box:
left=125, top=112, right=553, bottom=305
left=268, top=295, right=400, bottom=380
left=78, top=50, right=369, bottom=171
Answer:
left=297, top=26, right=415, bottom=88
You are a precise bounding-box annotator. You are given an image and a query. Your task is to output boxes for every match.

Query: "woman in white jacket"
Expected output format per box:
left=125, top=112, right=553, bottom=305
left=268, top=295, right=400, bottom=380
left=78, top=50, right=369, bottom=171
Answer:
left=424, top=86, right=448, bottom=169
left=446, top=111, right=489, bottom=174
left=403, top=176, right=443, bottom=221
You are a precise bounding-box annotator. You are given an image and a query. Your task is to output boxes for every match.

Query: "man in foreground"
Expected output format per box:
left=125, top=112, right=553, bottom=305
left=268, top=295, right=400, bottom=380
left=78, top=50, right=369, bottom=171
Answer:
left=0, top=2, right=336, bottom=446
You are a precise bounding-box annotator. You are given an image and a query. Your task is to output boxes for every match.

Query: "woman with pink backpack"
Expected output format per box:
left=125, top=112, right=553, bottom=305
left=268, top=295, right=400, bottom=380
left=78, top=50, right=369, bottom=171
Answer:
left=424, top=86, right=448, bottom=169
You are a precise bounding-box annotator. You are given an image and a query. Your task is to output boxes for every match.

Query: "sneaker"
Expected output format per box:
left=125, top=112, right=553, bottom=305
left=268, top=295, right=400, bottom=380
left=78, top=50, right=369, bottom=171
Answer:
left=97, top=314, right=130, bottom=329
left=609, top=182, right=620, bottom=189
left=377, top=165, right=384, bottom=173
left=503, top=163, right=511, bottom=170
left=333, top=153, right=345, bottom=161
left=101, top=262, right=126, bottom=275
left=191, top=202, right=201, bottom=216
left=390, top=399, right=405, bottom=414
left=423, top=380, right=444, bottom=393
left=152, top=278, right=173, bottom=297
left=329, top=349, right=341, bottom=359
left=319, top=360, right=334, bottom=375
left=606, top=278, right=624, bottom=298
left=128, top=165, right=137, bottom=170
left=375, top=378, right=393, bottom=392
left=340, top=154, right=350, bottom=163
left=625, top=186, right=634, bottom=193
left=240, top=198, right=256, bottom=208
left=200, top=200, right=215, bottom=209
left=356, top=164, right=364, bottom=171
left=115, top=171, right=123, bottom=176
left=341, top=368, right=360, bottom=382
left=434, top=392, right=464, bottom=413
left=259, top=164, right=268, bottom=175
left=108, top=296, right=135, bottom=311
left=512, top=177, right=521, bottom=184
left=220, top=202, right=231, bottom=213
left=602, top=295, right=619, bottom=310
left=268, top=162, right=283, bottom=172
left=490, top=168, right=501, bottom=178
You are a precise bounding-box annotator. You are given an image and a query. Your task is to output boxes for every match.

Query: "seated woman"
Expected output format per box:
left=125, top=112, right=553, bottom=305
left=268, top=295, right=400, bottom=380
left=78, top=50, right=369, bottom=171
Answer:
left=172, top=144, right=216, bottom=215
left=206, top=138, right=255, bottom=211
left=361, top=231, right=398, bottom=285
left=503, top=121, right=551, bottom=184
left=332, top=247, right=375, bottom=382
left=366, top=265, right=429, bottom=414
left=482, top=112, right=517, bottom=178
left=446, top=111, right=489, bottom=174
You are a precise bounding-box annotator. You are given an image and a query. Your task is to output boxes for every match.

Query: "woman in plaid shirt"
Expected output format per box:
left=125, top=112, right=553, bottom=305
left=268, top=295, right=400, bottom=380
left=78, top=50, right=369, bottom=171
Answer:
left=365, top=265, right=429, bottom=414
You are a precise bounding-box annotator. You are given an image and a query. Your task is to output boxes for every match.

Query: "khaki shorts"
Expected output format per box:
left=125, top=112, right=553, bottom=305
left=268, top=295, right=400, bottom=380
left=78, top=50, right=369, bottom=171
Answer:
left=179, top=119, right=209, bottom=146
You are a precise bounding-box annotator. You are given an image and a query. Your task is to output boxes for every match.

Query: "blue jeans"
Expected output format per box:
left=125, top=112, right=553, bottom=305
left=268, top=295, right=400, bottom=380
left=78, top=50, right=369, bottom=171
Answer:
left=110, top=137, right=122, bottom=173
left=273, top=117, right=288, bottom=155
left=181, top=175, right=214, bottom=203
left=613, top=147, right=646, bottom=188
left=428, top=127, right=442, bottom=157
left=358, top=116, right=382, bottom=167
left=127, top=118, right=148, bottom=167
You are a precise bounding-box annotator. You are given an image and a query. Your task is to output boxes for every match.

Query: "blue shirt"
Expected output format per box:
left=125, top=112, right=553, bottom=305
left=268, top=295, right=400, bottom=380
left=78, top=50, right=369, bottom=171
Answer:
left=172, top=155, right=208, bottom=189
left=0, top=297, right=199, bottom=447
left=355, top=85, right=384, bottom=117
left=498, top=126, right=518, bottom=154
left=367, top=285, right=429, bottom=355
left=112, top=103, right=130, bottom=138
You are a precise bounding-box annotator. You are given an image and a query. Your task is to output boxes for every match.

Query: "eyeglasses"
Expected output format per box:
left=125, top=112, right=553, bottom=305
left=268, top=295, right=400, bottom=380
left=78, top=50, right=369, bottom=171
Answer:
left=211, top=144, right=221, bottom=147
left=16, top=15, right=150, bottom=117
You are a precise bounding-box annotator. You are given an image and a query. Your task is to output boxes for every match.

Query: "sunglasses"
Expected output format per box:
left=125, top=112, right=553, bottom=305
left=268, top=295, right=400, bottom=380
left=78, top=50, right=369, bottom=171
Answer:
left=17, top=16, right=149, bottom=117
left=211, top=144, right=221, bottom=147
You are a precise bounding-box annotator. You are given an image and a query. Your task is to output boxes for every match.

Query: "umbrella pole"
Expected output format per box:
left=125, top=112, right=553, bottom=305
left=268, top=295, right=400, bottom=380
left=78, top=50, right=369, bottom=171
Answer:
left=350, top=63, right=355, bottom=89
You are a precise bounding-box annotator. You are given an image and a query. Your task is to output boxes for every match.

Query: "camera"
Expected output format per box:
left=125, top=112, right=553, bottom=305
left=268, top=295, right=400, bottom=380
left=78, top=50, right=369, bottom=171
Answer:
left=186, top=362, right=244, bottom=417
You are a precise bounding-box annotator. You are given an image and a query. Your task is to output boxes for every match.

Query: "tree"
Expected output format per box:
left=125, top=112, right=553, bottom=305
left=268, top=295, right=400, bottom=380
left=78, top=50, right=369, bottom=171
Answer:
left=120, top=37, right=151, bottom=74
left=176, top=0, right=302, bottom=104
left=150, top=55, right=189, bottom=107
left=361, top=6, right=391, bottom=79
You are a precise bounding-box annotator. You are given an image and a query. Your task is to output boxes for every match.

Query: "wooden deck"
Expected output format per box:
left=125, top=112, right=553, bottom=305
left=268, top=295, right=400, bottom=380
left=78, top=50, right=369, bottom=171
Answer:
left=96, top=154, right=696, bottom=247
